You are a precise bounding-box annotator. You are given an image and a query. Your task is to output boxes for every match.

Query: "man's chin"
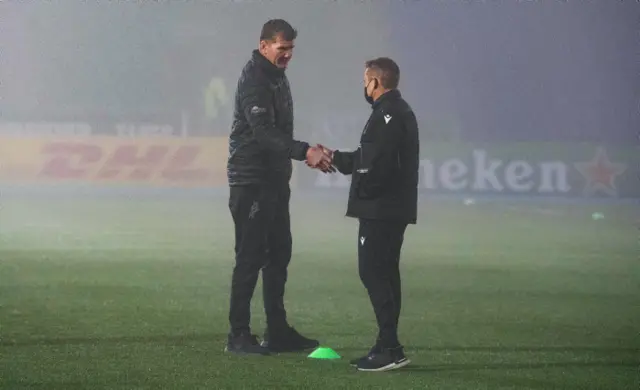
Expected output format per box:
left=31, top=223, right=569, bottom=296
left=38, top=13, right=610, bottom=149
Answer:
left=276, top=59, right=290, bottom=69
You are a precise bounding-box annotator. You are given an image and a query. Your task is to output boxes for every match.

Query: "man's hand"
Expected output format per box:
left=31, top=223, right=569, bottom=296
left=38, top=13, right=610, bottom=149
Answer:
left=314, top=144, right=336, bottom=173
left=316, top=143, right=333, bottom=159
left=306, top=145, right=335, bottom=173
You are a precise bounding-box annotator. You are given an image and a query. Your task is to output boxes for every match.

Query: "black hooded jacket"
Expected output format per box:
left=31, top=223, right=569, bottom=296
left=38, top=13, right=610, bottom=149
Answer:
left=227, top=50, right=309, bottom=187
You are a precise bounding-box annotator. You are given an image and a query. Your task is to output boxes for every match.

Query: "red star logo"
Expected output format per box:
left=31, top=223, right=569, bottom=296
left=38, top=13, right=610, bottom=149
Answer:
left=574, top=147, right=627, bottom=197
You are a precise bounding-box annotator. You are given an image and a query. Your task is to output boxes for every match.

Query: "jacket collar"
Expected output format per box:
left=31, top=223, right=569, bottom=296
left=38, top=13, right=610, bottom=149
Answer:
left=252, top=49, right=285, bottom=78
left=372, top=89, right=401, bottom=109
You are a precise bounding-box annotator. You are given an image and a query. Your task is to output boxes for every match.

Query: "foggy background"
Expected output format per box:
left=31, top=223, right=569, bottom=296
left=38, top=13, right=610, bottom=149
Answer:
left=1, top=4, right=639, bottom=388
left=0, top=0, right=639, bottom=199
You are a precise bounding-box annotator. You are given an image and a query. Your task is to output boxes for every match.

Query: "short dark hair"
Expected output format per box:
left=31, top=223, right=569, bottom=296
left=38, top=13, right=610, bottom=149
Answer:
left=260, top=19, right=297, bottom=42
left=365, top=57, right=400, bottom=89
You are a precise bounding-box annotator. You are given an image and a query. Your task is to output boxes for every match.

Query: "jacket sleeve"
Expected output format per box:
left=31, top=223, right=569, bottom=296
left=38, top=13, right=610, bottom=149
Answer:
left=240, top=77, right=309, bottom=161
left=356, top=113, right=403, bottom=199
left=332, top=150, right=358, bottom=175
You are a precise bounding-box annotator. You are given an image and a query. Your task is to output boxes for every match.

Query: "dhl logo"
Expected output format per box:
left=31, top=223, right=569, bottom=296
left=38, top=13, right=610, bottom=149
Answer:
left=39, top=142, right=210, bottom=181
left=0, top=137, right=229, bottom=186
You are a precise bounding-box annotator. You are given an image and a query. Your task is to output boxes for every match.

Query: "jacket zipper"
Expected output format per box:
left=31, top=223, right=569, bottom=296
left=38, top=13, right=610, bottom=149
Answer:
left=359, top=113, right=376, bottom=163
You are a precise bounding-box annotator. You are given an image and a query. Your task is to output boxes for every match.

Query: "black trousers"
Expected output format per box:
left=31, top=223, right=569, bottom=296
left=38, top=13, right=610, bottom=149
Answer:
left=228, top=184, right=292, bottom=336
left=358, top=218, right=408, bottom=349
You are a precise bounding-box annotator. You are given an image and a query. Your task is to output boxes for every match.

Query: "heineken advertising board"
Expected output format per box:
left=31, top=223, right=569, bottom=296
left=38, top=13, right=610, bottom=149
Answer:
left=298, top=143, right=639, bottom=198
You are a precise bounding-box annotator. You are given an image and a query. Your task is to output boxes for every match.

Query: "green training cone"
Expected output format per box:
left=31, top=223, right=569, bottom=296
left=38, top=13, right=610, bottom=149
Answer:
left=308, top=347, right=341, bottom=360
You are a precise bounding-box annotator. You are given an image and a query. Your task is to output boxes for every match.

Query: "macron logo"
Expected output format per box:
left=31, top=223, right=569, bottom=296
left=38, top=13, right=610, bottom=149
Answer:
left=384, top=114, right=392, bottom=124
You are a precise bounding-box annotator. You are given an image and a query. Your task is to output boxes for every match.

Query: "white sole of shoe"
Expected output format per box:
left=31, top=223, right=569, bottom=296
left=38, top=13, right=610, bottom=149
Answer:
left=224, top=346, right=270, bottom=355
left=357, top=362, right=396, bottom=372
left=357, top=359, right=411, bottom=372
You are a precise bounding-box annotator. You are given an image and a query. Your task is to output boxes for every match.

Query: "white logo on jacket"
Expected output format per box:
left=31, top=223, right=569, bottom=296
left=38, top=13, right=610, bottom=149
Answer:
left=250, top=106, right=266, bottom=115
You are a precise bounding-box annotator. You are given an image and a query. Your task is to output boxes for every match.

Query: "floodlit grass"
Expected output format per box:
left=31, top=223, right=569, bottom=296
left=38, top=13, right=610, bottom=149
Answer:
left=1, top=193, right=638, bottom=389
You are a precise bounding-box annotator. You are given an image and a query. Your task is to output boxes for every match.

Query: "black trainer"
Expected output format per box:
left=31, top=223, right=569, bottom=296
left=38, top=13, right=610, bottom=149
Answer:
left=356, top=346, right=411, bottom=372
left=224, top=332, right=270, bottom=355
left=260, top=326, right=320, bottom=352
left=350, top=344, right=381, bottom=367
left=390, top=346, right=411, bottom=368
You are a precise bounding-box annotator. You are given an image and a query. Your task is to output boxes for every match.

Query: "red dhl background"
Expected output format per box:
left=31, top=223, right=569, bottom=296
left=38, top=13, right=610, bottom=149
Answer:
left=0, top=136, right=238, bottom=187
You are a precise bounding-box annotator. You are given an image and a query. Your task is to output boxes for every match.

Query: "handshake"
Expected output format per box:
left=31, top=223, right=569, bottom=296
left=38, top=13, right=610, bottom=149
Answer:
left=305, top=144, right=336, bottom=173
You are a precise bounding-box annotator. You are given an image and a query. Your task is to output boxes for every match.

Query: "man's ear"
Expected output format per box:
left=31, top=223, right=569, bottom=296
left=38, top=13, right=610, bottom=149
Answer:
left=259, top=39, right=272, bottom=51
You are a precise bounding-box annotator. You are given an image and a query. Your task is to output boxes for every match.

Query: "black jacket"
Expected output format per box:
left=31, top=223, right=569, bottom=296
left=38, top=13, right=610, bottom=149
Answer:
left=333, top=89, right=419, bottom=224
left=227, top=50, right=309, bottom=187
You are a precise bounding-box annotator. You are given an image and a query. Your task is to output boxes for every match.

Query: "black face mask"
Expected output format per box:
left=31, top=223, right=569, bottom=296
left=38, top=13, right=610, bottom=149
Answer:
left=364, top=79, right=376, bottom=105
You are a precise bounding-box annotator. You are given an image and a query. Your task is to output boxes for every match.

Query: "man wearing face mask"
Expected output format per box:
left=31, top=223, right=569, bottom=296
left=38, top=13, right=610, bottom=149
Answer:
left=225, top=19, right=332, bottom=355
left=315, top=57, right=419, bottom=371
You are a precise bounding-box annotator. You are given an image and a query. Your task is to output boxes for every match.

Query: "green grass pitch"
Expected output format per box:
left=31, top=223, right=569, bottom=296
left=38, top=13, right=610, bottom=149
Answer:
left=0, top=193, right=638, bottom=389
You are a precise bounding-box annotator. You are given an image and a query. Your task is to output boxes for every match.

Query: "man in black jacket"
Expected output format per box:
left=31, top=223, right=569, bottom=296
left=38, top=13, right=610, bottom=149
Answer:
left=225, top=19, right=331, bottom=355
left=317, top=57, right=419, bottom=371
